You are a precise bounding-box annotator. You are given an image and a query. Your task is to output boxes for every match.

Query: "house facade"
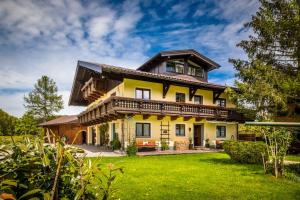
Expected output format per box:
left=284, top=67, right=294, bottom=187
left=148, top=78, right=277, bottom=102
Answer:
left=69, top=49, right=245, bottom=150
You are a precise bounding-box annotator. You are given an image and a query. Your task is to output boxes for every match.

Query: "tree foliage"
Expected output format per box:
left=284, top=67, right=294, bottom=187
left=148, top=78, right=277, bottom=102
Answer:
left=0, top=109, right=17, bottom=136
left=261, top=127, right=292, bottom=178
left=228, top=0, right=300, bottom=120
left=24, top=76, right=64, bottom=122
left=15, top=112, right=43, bottom=136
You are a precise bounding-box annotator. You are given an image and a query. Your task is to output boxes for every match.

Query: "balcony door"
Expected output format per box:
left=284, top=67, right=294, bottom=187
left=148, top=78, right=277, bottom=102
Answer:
left=194, top=125, right=203, bottom=146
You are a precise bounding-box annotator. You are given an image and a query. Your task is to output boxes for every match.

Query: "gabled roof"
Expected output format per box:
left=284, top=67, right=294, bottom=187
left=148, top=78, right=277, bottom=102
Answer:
left=69, top=61, right=232, bottom=106
left=137, top=49, right=220, bottom=71
left=40, top=115, right=78, bottom=126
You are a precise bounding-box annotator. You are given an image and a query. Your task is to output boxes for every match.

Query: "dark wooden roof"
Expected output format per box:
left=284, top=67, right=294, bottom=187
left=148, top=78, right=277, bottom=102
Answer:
left=69, top=61, right=233, bottom=106
left=137, top=49, right=220, bottom=72
left=40, top=115, right=79, bottom=126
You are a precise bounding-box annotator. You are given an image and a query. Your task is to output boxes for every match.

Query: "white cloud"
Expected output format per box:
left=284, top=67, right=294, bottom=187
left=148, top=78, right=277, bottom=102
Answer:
left=0, top=0, right=148, bottom=116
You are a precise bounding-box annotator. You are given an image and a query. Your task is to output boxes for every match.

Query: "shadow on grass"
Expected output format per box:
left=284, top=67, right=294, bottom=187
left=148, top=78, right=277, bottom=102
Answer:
left=198, top=155, right=263, bottom=175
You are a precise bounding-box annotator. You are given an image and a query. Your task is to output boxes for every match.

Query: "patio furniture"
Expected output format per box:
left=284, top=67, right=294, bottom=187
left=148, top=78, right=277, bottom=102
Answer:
left=136, top=140, right=157, bottom=152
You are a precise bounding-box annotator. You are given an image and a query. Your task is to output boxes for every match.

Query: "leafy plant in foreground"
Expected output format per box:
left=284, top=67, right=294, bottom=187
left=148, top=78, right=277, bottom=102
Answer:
left=0, top=133, right=123, bottom=199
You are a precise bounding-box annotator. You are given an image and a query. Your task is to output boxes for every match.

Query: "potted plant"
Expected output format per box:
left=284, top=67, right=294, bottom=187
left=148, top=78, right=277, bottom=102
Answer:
left=205, top=138, right=210, bottom=148
left=188, top=137, right=193, bottom=150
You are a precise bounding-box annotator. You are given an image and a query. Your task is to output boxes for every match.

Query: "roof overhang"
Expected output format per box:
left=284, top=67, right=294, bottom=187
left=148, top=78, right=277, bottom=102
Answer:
left=68, top=61, right=102, bottom=106
left=137, top=49, right=221, bottom=72
left=69, top=61, right=232, bottom=106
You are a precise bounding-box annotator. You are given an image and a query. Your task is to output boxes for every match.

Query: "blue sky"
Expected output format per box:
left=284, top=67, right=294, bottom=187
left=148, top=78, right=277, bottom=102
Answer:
left=0, top=0, right=259, bottom=116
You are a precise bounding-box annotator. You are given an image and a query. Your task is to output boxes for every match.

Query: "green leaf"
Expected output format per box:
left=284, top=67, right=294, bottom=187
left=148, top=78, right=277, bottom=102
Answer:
left=19, top=189, right=42, bottom=200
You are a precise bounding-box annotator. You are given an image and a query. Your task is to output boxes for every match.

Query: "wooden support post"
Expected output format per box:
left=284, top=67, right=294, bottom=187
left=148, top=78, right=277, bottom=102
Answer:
left=121, top=119, right=125, bottom=151
left=143, top=114, right=150, bottom=120
left=171, top=116, right=179, bottom=121
left=189, top=87, right=197, bottom=101
left=163, top=82, right=170, bottom=98
left=157, top=115, right=165, bottom=120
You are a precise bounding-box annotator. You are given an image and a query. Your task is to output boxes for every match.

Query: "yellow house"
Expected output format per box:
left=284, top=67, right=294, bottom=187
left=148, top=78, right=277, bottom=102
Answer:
left=69, top=49, right=245, bottom=150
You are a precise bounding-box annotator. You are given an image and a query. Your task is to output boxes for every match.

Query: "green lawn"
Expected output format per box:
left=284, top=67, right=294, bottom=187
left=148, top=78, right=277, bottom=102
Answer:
left=95, top=153, right=300, bottom=200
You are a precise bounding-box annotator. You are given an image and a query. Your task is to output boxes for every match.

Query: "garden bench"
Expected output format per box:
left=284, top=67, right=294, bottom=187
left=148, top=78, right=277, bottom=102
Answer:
left=136, top=139, right=157, bottom=152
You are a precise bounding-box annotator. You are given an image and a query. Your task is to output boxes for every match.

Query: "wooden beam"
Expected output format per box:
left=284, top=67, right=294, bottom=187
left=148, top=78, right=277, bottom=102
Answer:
left=184, top=116, right=192, bottom=121
left=195, top=117, right=203, bottom=122
left=213, top=90, right=223, bottom=103
left=171, top=116, right=179, bottom=121
left=163, top=82, right=170, bottom=98
left=157, top=115, right=165, bottom=120
left=189, top=87, right=197, bottom=101
left=143, top=114, right=150, bottom=120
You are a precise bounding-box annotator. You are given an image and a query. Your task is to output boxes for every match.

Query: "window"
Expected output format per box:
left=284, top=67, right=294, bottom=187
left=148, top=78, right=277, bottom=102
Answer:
left=216, top=98, right=226, bottom=107
left=166, top=60, right=184, bottom=74
left=194, top=95, right=203, bottom=104
left=216, top=126, right=226, bottom=138
left=176, top=93, right=185, bottom=102
left=187, top=60, right=204, bottom=78
left=136, top=123, right=151, bottom=137
left=135, top=88, right=151, bottom=99
left=176, top=124, right=185, bottom=136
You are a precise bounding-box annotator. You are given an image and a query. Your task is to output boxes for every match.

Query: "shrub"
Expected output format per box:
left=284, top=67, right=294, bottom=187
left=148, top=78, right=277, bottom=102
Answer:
left=0, top=136, right=123, bottom=199
left=223, top=141, right=267, bottom=164
left=161, top=140, right=169, bottom=151
left=110, top=134, right=121, bottom=150
left=126, top=141, right=137, bottom=156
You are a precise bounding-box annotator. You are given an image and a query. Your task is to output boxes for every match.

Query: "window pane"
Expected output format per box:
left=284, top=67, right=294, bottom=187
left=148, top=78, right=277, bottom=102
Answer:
left=176, top=124, right=185, bottom=136
left=176, top=93, right=185, bottom=102
left=136, top=89, right=143, bottom=99
left=143, top=90, right=150, bottom=99
left=194, top=96, right=203, bottom=104
left=167, top=60, right=184, bottom=74
left=143, top=124, right=150, bottom=136
left=216, top=126, right=226, bottom=138
left=136, top=123, right=143, bottom=136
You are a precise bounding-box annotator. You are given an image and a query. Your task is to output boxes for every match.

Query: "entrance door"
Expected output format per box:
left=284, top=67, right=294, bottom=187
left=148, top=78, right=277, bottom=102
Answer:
left=194, top=125, right=202, bottom=146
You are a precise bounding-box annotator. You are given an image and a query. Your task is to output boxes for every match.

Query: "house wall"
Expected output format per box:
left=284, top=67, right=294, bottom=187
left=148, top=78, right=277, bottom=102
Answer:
left=44, top=124, right=86, bottom=145
left=85, top=78, right=238, bottom=148
left=123, top=78, right=235, bottom=108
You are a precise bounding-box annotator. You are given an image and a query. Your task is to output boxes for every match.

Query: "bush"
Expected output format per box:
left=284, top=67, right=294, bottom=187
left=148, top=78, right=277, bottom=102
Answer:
left=161, top=140, right=169, bottom=151
left=0, top=136, right=123, bottom=199
left=126, top=141, right=137, bottom=156
left=110, top=134, right=121, bottom=150
left=223, top=141, right=267, bottom=164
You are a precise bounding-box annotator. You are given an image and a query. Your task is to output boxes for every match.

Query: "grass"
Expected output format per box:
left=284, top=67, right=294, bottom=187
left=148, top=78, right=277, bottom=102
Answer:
left=93, top=153, right=300, bottom=200
left=0, top=135, right=34, bottom=144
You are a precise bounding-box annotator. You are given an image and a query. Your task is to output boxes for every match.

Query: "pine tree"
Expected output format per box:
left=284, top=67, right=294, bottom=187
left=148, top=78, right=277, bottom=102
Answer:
left=228, top=0, right=300, bottom=120
left=24, top=76, right=63, bottom=122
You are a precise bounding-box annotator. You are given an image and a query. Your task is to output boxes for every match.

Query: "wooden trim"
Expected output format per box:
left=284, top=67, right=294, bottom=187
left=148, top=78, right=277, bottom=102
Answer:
left=163, top=82, right=170, bottom=98
left=189, top=87, right=197, bottom=101
left=78, top=96, right=244, bottom=124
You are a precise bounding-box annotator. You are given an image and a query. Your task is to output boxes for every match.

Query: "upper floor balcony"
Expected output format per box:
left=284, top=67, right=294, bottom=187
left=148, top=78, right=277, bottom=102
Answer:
left=78, top=96, right=245, bottom=125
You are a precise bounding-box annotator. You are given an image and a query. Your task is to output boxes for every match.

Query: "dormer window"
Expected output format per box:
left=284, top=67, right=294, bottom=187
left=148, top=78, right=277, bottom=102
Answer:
left=187, top=60, right=204, bottom=78
left=166, top=60, right=184, bottom=74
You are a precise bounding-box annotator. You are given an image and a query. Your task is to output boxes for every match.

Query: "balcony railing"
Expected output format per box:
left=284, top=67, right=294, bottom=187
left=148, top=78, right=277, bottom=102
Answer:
left=78, top=96, right=244, bottom=124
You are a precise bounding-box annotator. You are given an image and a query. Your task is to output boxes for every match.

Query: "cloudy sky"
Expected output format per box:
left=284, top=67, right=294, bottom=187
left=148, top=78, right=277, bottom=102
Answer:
left=0, top=0, right=259, bottom=117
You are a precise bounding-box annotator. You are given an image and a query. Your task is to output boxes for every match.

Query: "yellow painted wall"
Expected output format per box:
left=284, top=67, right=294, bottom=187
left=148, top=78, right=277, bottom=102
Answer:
left=88, top=82, right=124, bottom=108
left=123, top=78, right=235, bottom=107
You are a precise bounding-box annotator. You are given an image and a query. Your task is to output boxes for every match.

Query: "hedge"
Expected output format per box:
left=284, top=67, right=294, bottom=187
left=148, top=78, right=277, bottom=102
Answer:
left=223, top=141, right=268, bottom=164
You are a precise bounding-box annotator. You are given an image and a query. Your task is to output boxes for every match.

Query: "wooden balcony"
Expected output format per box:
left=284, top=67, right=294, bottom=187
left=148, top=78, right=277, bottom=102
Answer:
left=81, top=77, right=105, bottom=102
left=78, top=96, right=244, bottom=125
